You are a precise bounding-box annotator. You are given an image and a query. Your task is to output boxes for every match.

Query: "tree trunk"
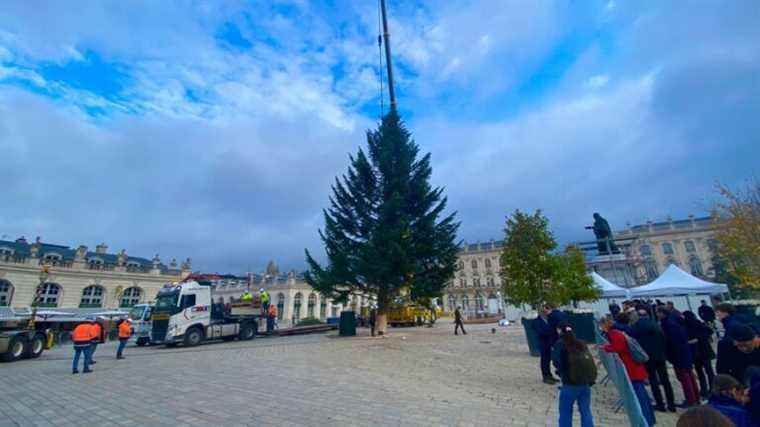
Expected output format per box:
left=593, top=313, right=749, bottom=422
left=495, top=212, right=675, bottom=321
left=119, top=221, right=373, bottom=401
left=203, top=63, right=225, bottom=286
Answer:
left=376, top=312, right=388, bottom=336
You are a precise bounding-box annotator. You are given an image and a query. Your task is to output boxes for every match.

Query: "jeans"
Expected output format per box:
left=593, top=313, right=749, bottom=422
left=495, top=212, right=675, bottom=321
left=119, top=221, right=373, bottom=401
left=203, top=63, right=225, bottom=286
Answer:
left=539, top=340, right=553, bottom=378
left=632, top=380, right=656, bottom=426
left=72, top=345, right=92, bottom=372
left=645, top=360, right=676, bottom=409
left=116, top=338, right=128, bottom=358
left=89, top=342, right=98, bottom=362
left=558, top=385, right=594, bottom=427
left=675, top=368, right=700, bottom=405
left=695, top=359, right=715, bottom=397
left=266, top=316, right=274, bottom=334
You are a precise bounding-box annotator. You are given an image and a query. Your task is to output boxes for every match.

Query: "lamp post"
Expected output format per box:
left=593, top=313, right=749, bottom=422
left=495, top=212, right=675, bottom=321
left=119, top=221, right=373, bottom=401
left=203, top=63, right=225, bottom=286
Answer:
left=27, top=264, right=51, bottom=330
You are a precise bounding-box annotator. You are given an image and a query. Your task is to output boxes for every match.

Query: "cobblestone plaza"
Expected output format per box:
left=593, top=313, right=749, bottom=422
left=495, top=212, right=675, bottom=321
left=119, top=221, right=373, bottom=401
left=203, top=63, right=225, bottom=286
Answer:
left=0, top=324, right=681, bottom=427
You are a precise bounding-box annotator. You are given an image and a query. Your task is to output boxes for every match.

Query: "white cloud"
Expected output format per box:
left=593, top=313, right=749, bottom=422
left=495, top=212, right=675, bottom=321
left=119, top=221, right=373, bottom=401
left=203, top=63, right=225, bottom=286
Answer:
left=586, top=74, right=610, bottom=89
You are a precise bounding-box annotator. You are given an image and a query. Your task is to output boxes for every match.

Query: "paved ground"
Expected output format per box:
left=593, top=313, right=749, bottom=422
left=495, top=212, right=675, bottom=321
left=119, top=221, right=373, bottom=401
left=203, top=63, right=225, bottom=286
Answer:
left=0, top=323, right=681, bottom=427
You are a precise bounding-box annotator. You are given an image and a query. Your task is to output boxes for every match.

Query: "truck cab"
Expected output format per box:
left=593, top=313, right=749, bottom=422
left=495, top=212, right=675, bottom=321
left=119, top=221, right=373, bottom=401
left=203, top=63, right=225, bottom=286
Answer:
left=151, top=281, right=258, bottom=347
left=128, top=304, right=153, bottom=346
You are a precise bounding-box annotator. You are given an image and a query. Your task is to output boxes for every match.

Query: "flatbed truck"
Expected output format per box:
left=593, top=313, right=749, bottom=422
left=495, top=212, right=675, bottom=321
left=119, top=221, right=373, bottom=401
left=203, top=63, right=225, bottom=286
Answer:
left=150, top=281, right=261, bottom=347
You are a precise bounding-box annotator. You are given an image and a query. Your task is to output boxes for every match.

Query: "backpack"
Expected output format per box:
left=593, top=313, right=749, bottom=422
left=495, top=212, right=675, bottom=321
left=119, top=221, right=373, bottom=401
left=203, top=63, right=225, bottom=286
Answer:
left=567, top=347, right=598, bottom=385
left=624, top=333, right=650, bottom=363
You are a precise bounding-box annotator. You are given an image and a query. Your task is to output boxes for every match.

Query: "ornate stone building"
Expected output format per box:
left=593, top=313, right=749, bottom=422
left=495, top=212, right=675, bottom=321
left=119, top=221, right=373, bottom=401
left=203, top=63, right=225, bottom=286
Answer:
left=583, top=215, right=721, bottom=287
left=442, top=241, right=504, bottom=316
left=199, top=261, right=358, bottom=329
left=0, top=236, right=187, bottom=309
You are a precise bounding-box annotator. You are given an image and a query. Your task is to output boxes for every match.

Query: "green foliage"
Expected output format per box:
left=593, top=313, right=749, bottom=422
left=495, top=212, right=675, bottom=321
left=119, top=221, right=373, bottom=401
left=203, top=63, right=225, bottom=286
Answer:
left=499, top=211, right=600, bottom=308
left=304, top=111, right=460, bottom=312
left=296, top=317, right=324, bottom=326
left=499, top=210, right=558, bottom=308
left=554, top=245, right=600, bottom=306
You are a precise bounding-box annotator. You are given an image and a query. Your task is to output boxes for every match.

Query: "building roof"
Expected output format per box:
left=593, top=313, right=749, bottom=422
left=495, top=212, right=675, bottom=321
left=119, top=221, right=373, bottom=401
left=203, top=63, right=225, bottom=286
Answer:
left=0, top=238, right=167, bottom=271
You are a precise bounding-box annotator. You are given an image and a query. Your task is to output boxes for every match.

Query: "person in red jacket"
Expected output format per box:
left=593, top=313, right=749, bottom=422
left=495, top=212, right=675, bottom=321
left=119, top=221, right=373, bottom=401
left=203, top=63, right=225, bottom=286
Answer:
left=600, top=315, right=656, bottom=426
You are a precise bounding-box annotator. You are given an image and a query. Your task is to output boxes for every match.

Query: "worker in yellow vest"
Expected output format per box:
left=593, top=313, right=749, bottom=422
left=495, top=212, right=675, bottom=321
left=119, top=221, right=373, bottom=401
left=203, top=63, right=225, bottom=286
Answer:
left=260, top=288, right=270, bottom=312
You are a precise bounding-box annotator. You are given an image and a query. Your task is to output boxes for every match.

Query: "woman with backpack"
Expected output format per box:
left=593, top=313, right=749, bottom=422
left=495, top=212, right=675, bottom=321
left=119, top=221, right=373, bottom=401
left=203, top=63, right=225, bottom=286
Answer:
left=552, top=323, right=596, bottom=427
left=600, top=315, right=656, bottom=426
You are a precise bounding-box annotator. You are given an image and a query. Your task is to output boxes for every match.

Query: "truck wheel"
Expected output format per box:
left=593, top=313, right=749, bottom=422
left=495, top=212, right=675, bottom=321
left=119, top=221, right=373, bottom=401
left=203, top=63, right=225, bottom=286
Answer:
left=24, top=334, right=45, bottom=359
left=1, top=336, right=25, bottom=362
left=184, top=327, right=203, bottom=347
left=239, top=324, right=255, bottom=341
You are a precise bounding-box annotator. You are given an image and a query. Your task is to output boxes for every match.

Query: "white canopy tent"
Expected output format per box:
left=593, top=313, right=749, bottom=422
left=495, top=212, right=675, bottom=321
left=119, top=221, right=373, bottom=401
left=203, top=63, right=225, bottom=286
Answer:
left=629, top=264, right=729, bottom=298
left=592, top=272, right=630, bottom=299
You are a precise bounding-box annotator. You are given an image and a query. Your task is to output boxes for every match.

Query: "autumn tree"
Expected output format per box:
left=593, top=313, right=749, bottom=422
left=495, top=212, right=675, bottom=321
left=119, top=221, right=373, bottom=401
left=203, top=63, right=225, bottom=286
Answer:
left=304, top=111, right=460, bottom=335
left=712, top=180, right=760, bottom=290
left=554, top=245, right=600, bottom=307
left=499, top=210, right=560, bottom=308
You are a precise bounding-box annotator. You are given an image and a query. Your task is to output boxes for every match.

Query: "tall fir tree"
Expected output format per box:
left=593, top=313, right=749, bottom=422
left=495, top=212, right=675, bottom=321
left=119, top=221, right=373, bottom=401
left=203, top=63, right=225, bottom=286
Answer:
left=305, top=111, right=459, bottom=335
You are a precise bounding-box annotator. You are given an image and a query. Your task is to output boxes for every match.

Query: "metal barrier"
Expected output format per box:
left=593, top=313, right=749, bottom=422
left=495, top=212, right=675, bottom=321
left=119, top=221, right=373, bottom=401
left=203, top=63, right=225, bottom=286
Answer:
left=595, top=327, right=649, bottom=427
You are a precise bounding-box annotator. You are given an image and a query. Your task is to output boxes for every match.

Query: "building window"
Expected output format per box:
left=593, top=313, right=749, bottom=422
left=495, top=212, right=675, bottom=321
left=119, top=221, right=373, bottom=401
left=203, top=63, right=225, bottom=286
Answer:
left=486, top=277, right=494, bottom=287
left=459, top=278, right=466, bottom=288
left=689, top=257, right=704, bottom=277
left=80, top=285, right=104, bottom=308
left=474, top=278, right=481, bottom=288
left=37, top=283, right=61, bottom=307
left=126, top=262, right=142, bottom=272
left=662, top=243, right=674, bottom=255
left=448, top=295, right=456, bottom=311
left=462, top=295, right=470, bottom=310
left=88, top=258, right=104, bottom=270
left=277, top=293, right=285, bottom=320
left=293, top=293, right=302, bottom=322
left=475, top=293, right=484, bottom=311
left=640, top=245, right=652, bottom=256
left=485, top=258, right=492, bottom=269
left=644, top=259, right=658, bottom=282
left=471, top=259, right=478, bottom=270
left=120, top=287, right=141, bottom=308
left=457, top=261, right=464, bottom=270
left=707, top=239, right=719, bottom=252
left=684, top=241, right=696, bottom=253
left=307, top=293, right=317, bottom=318
left=320, top=299, right=327, bottom=319
left=0, top=279, right=13, bottom=306
left=43, top=253, right=63, bottom=265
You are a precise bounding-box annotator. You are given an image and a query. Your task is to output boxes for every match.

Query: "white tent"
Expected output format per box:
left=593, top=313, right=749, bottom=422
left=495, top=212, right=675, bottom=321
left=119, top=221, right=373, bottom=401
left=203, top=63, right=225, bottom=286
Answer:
left=629, top=264, right=729, bottom=297
left=592, top=272, right=629, bottom=298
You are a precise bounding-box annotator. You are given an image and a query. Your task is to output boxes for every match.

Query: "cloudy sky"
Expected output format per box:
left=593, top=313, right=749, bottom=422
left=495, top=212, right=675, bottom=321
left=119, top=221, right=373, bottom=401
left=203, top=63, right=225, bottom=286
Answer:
left=1, top=1, right=758, bottom=274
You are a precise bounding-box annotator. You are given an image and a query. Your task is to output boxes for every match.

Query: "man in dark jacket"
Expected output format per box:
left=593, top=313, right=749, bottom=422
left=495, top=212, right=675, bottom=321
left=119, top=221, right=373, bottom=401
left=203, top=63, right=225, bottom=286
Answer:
left=657, top=307, right=700, bottom=406
left=631, top=310, right=677, bottom=412
left=453, top=306, right=466, bottom=335
left=716, top=303, right=743, bottom=339
left=699, top=300, right=716, bottom=323
left=717, top=324, right=760, bottom=384
left=534, top=304, right=560, bottom=384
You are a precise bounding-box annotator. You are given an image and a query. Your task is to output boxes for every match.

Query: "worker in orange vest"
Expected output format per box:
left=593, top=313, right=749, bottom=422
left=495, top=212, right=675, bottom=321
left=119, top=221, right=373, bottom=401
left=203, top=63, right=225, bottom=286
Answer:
left=71, top=318, right=97, bottom=374
left=116, top=318, right=133, bottom=359
left=267, top=304, right=277, bottom=335
left=89, top=318, right=103, bottom=364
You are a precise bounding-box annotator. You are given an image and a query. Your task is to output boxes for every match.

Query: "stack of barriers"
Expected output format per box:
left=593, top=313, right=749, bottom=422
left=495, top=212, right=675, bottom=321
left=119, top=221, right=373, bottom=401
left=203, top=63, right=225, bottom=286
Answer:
left=594, top=325, right=650, bottom=427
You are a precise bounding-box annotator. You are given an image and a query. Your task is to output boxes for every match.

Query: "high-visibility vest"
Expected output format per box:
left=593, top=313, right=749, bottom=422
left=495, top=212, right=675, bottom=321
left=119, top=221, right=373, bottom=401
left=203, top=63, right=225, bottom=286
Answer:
left=72, top=324, right=93, bottom=343
left=118, top=321, right=132, bottom=339
left=261, top=291, right=270, bottom=304
left=91, top=323, right=102, bottom=341
left=241, top=292, right=252, bottom=301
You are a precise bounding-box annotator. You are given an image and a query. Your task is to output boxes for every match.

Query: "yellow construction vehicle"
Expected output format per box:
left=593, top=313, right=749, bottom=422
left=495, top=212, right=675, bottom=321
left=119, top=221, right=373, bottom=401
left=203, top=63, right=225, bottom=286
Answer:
left=387, top=297, right=442, bottom=327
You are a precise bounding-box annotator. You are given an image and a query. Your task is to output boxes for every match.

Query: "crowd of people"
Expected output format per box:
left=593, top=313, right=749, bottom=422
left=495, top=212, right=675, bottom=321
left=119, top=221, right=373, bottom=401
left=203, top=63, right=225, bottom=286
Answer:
left=532, top=299, right=760, bottom=426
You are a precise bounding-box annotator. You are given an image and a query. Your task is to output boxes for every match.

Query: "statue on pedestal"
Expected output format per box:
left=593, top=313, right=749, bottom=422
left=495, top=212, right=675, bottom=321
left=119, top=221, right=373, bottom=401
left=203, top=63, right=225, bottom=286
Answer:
left=586, top=213, right=620, bottom=255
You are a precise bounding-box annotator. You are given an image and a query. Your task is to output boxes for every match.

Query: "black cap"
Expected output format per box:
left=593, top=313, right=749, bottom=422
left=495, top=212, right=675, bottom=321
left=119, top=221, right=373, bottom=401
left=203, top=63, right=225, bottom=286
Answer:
left=729, top=324, right=756, bottom=342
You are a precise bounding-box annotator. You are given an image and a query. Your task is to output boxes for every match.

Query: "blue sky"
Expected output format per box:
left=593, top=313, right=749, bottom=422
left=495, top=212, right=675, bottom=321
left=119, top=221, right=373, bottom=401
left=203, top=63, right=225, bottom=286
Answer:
left=1, top=0, right=758, bottom=273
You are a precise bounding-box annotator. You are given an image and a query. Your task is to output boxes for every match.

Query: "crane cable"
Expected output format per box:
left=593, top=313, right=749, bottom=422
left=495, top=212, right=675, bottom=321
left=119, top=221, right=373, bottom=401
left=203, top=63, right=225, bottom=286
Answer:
left=377, top=0, right=385, bottom=119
